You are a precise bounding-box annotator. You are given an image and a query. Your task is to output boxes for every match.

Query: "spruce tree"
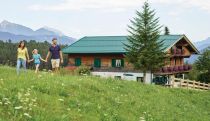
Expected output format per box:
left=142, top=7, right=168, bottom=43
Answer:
left=195, top=47, right=210, bottom=83
left=164, top=26, right=170, bottom=35
left=125, top=1, right=166, bottom=83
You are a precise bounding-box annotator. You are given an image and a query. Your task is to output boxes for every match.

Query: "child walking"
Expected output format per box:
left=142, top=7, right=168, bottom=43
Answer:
left=29, top=49, right=46, bottom=73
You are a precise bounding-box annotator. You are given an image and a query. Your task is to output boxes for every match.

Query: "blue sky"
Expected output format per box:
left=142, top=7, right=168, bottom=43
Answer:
left=0, top=0, right=210, bottom=42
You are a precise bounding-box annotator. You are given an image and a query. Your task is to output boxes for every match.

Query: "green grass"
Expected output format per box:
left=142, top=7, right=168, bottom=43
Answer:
left=0, top=66, right=210, bottom=121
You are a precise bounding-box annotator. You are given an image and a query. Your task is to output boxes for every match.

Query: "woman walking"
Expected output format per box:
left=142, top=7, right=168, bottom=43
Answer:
left=17, top=41, right=29, bottom=75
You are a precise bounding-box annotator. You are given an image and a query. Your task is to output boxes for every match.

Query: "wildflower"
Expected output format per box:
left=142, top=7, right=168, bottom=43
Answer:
left=24, top=93, right=30, bottom=97
left=27, top=88, right=31, bottom=91
left=25, top=98, right=29, bottom=102
left=0, top=102, right=2, bottom=105
left=139, top=117, right=145, bottom=121
left=32, top=99, right=37, bottom=102
left=14, top=106, right=23, bottom=110
left=0, top=78, right=3, bottom=81
left=3, top=98, right=8, bottom=101
left=38, top=75, right=42, bottom=78
left=104, top=113, right=108, bottom=116
left=61, top=83, right=65, bottom=86
left=67, top=108, right=70, bottom=111
left=58, top=99, right=64, bottom=102
left=24, top=113, right=32, bottom=118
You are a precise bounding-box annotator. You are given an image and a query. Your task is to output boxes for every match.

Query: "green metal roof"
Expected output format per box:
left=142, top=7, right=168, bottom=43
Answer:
left=62, top=35, right=184, bottom=54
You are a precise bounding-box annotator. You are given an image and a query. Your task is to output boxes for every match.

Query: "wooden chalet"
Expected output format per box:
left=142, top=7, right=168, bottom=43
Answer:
left=62, top=35, right=199, bottom=84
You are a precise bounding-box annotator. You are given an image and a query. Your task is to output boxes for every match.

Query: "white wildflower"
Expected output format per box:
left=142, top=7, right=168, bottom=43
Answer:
left=32, top=99, right=37, bottom=102
left=0, top=102, right=2, bottom=105
left=58, top=99, right=64, bottom=102
left=25, top=98, right=29, bottom=102
left=104, top=113, right=108, bottom=116
left=24, top=113, right=32, bottom=118
left=24, top=93, right=30, bottom=97
left=139, top=117, right=145, bottom=121
left=14, top=106, right=23, bottom=110
left=61, top=83, right=65, bottom=86
left=0, top=78, right=3, bottom=81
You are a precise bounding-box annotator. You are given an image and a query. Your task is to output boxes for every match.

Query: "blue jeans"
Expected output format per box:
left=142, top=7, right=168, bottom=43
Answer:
left=16, top=58, right=27, bottom=75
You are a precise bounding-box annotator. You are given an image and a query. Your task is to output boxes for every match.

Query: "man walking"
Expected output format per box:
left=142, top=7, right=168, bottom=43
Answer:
left=46, top=38, right=63, bottom=73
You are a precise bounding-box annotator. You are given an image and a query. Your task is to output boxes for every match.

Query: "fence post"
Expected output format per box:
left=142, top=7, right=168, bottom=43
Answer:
left=172, top=77, right=175, bottom=88
left=187, top=80, right=189, bottom=89
left=209, top=83, right=210, bottom=90
left=193, top=81, right=195, bottom=89
left=180, top=79, right=182, bottom=88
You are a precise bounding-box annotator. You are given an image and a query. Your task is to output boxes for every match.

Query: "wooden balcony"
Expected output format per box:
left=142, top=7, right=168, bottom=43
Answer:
left=156, top=65, right=192, bottom=75
left=170, top=48, right=190, bottom=57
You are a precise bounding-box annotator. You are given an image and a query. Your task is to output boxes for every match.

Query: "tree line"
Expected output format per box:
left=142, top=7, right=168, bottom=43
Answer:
left=187, top=47, right=210, bottom=83
left=0, top=40, right=68, bottom=70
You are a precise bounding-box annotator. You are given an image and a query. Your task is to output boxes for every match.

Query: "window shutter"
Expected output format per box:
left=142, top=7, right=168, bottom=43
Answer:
left=94, top=58, right=101, bottom=68
left=75, top=58, right=81, bottom=66
left=112, top=59, right=116, bottom=67
left=121, top=59, right=124, bottom=67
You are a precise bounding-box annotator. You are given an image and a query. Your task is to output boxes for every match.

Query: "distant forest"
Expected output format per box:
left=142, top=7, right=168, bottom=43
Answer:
left=0, top=40, right=68, bottom=70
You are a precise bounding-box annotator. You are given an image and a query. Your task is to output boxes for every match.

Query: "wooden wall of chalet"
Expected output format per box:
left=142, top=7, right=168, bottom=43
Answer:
left=165, top=38, right=195, bottom=67
left=68, top=54, right=133, bottom=69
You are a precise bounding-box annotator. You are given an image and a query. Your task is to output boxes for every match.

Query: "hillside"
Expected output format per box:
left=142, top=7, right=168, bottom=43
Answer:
left=0, top=66, right=210, bottom=121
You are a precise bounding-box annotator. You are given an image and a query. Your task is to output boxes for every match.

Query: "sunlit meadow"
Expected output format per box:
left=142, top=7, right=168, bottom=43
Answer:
left=0, top=66, right=210, bottom=121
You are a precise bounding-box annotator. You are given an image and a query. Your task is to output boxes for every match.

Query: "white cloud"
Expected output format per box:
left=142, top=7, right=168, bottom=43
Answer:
left=29, top=0, right=144, bottom=11
left=28, top=0, right=210, bottom=13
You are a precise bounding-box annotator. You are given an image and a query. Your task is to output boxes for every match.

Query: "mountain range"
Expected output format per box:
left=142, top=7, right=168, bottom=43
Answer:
left=187, top=37, right=210, bottom=63
left=0, top=20, right=75, bottom=45
left=0, top=20, right=209, bottom=63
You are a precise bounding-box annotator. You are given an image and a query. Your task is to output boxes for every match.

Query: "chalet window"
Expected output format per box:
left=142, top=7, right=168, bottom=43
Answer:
left=112, top=59, right=124, bottom=67
left=94, top=58, right=101, bottom=68
left=75, top=58, right=81, bottom=66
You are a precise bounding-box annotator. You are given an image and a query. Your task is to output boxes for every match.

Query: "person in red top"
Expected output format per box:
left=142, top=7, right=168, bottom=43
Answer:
left=46, top=38, right=63, bottom=73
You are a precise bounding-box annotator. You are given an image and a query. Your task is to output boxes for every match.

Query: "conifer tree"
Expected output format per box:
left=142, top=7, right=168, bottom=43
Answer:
left=125, top=1, right=166, bottom=83
left=164, top=26, right=170, bottom=35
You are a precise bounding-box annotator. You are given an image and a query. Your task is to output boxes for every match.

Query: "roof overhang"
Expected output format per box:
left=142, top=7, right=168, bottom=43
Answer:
left=164, top=35, right=199, bottom=54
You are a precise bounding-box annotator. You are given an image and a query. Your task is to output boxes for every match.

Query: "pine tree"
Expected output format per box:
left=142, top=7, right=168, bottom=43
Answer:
left=124, top=2, right=166, bottom=83
left=195, top=47, right=210, bottom=83
left=164, top=26, right=170, bottom=35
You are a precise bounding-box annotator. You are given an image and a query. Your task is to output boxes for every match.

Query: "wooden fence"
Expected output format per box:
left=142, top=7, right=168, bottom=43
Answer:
left=167, top=78, right=210, bottom=90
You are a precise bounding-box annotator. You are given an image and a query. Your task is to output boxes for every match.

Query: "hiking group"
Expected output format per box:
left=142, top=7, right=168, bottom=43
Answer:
left=16, top=38, right=63, bottom=75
